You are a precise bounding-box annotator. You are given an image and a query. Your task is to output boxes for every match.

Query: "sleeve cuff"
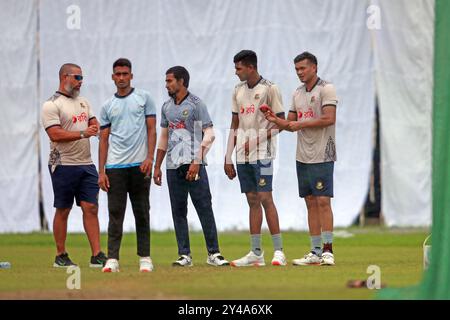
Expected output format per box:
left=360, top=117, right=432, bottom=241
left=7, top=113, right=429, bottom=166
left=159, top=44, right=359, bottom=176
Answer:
left=202, top=122, right=213, bottom=129
left=322, top=99, right=337, bottom=106
left=45, top=124, right=61, bottom=130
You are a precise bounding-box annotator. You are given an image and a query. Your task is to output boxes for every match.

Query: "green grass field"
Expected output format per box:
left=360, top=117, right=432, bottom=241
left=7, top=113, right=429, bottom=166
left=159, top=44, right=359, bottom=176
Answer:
left=0, top=228, right=428, bottom=299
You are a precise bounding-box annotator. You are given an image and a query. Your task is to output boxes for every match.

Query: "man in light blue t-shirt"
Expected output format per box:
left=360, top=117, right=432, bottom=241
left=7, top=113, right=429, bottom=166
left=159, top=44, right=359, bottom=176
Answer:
left=98, top=58, right=157, bottom=273
left=153, top=66, right=229, bottom=267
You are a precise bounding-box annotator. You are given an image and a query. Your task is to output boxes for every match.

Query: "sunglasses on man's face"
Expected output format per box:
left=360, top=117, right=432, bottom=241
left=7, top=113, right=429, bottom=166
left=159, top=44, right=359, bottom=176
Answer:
left=66, top=74, right=83, bottom=81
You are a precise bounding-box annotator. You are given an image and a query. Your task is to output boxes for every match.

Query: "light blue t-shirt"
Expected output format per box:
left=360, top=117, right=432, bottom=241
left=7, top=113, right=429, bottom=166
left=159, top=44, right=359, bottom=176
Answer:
left=161, top=92, right=213, bottom=169
left=100, top=88, right=156, bottom=169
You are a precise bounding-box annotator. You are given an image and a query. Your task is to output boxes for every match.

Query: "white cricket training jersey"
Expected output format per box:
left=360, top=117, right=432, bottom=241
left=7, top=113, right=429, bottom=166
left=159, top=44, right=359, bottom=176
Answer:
left=290, top=78, right=338, bottom=164
left=232, top=77, right=285, bottom=163
left=41, top=92, right=95, bottom=166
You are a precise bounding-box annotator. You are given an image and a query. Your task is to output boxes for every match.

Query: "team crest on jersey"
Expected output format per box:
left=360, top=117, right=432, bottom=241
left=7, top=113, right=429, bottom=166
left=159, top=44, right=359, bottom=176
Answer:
left=259, top=178, right=267, bottom=187
left=80, top=102, right=86, bottom=108
left=254, top=93, right=260, bottom=100
left=315, top=181, right=324, bottom=190
left=310, top=96, right=316, bottom=103
left=182, top=109, right=189, bottom=117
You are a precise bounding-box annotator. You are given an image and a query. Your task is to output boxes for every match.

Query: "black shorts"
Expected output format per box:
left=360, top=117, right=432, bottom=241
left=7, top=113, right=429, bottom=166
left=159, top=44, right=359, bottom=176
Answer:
left=49, top=164, right=99, bottom=208
left=296, top=161, right=334, bottom=198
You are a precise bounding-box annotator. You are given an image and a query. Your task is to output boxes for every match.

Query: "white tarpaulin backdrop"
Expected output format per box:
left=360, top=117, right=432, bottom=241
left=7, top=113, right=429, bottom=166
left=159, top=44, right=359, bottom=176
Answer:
left=0, top=0, right=432, bottom=233
left=373, top=0, right=434, bottom=227
left=0, top=1, right=40, bottom=232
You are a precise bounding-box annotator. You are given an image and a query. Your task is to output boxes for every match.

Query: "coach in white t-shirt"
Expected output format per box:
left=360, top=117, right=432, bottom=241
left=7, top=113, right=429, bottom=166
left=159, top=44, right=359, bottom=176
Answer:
left=41, top=63, right=106, bottom=268
left=265, top=52, right=338, bottom=267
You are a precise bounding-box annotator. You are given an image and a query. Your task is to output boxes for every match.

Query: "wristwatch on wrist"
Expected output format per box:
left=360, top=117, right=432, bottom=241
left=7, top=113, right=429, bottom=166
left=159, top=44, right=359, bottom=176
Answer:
left=80, top=130, right=85, bottom=139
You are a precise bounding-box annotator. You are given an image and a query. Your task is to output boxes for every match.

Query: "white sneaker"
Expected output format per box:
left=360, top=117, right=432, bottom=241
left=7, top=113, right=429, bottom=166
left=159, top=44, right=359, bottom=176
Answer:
left=206, top=252, right=230, bottom=266
left=231, top=251, right=265, bottom=267
left=172, top=255, right=193, bottom=267
left=139, top=257, right=154, bottom=272
left=271, top=250, right=287, bottom=266
left=102, top=258, right=120, bottom=272
left=292, top=252, right=321, bottom=266
left=320, top=251, right=335, bottom=266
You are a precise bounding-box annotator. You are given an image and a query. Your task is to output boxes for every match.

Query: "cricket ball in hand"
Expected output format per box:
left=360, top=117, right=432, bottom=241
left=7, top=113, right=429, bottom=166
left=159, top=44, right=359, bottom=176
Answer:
left=259, top=105, right=269, bottom=113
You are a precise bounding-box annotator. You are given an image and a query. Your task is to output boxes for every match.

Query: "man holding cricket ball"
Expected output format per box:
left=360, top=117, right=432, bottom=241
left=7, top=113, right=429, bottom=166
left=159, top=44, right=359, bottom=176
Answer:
left=224, top=50, right=287, bottom=267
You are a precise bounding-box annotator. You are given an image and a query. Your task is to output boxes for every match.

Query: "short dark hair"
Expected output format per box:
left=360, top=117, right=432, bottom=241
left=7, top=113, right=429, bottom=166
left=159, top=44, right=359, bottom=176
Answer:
left=166, top=66, right=190, bottom=88
left=113, top=58, right=132, bottom=71
left=233, top=50, right=258, bottom=69
left=59, top=63, right=81, bottom=80
left=294, top=52, right=318, bottom=66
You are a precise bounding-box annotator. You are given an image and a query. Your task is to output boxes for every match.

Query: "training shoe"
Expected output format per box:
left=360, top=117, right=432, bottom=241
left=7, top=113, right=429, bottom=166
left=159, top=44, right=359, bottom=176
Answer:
left=172, top=255, right=193, bottom=267
left=53, top=253, right=77, bottom=268
left=102, top=258, right=120, bottom=272
left=271, top=250, right=287, bottom=266
left=292, top=251, right=321, bottom=266
left=320, top=251, right=335, bottom=266
left=139, top=257, right=154, bottom=272
left=230, top=251, right=265, bottom=267
left=207, top=252, right=230, bottom=266
left=89, top=251, right=108, bottom=268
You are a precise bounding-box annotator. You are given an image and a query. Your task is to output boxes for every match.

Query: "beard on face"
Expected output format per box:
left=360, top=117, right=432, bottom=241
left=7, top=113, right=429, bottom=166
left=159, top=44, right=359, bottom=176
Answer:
left=64, top=83, right=80, bottom=98
left=167, top=87, right=177, bottom=99
left=71, top=89, right=80, bottom=98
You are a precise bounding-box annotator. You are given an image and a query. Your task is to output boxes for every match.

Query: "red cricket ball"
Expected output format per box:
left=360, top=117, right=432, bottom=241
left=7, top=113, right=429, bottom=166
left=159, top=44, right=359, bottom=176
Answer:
left=259, top=105, right=269, bottom=113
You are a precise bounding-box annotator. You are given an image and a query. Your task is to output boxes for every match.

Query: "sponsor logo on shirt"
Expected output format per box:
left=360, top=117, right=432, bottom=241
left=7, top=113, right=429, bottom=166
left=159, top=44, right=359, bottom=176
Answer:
left=240, top=104, right=256, bottom=115
left=169, top=121, right=186, bottom=129
left=298, top=107, right=315, bottom=120
left=72, top=112, right=88, bottom=123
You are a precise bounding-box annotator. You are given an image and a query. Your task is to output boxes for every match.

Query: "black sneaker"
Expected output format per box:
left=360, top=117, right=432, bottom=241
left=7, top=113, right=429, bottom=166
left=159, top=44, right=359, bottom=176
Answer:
left=53, top=253, right=77, bottom=268
left=90, top=251, right=108, bottom=268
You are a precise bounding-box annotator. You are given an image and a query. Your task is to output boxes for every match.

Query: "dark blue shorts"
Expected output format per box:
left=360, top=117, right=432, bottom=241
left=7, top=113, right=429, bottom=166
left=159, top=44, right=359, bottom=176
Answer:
left=49, top=165, right=99, bottom=208
left=236, top=160, right=273, bottom=193
left=296, top=161, right=334, bottom=198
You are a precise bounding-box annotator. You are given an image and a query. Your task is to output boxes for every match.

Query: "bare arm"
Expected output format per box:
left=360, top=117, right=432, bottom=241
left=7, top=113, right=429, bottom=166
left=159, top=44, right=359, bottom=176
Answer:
left=185, top=126, right=216, bottom=182
left=153, top=127, right=168, bottom=186
left=288, top=106, right=336, bottom=132
left=45, top=124, right=98, bottom=142
left=98, top=126, right=110, bottom=192
left=224, top=114, right=239, bottom=180
left=265, top=109, right=297, bottom=131
left=225, top=114, right=239, bottom=163
left=195, top=126, right=215, bottom=162
left=140, top=117, right=157, bottom=176
left=256, top=110, right=286, bottom=145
